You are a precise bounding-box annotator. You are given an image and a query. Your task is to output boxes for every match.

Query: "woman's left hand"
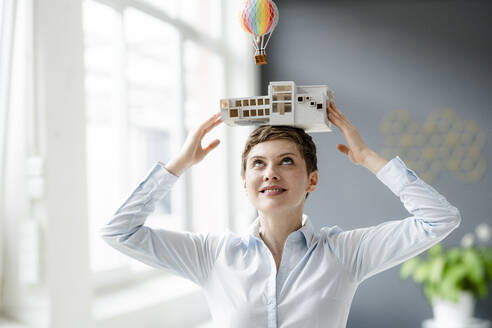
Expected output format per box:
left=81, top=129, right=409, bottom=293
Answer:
left=326, top=100, right=373, bottom=166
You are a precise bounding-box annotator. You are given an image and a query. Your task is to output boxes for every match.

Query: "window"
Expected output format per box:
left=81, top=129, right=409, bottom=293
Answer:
left=83, top=0, right=228, bottom=287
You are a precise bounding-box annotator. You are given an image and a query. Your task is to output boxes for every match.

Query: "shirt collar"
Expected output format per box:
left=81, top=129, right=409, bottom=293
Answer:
left=245, top=213, right=315, bottom=248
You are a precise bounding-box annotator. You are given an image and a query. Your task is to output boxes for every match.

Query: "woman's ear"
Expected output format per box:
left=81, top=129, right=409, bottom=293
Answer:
left=307, top=171, right=318, bottom=192
left=242, top=176, right=247, bottom=194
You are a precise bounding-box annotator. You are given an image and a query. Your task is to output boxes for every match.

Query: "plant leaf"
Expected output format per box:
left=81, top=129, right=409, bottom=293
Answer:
left=477, top=281, right=488, bottom=299
left=429, top=257, right=445, bottom=284
left=429, top=243, right=443, bottom=258
left=401, top=257, right=421, bottom=280
left=441, top=265, right=467, bottom=302
left=414, top=262, right=430, bottom=283
left=463, top=249, right=484, bottom=284
left=447, top=248, right=462, bottom=264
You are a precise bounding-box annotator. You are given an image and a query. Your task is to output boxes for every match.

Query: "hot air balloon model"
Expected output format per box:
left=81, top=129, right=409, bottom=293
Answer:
left=239, top=0, right=279, bottom=65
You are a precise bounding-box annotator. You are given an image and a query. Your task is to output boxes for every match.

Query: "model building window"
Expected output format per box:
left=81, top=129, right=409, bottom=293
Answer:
left=279, top=103, right=285, bottom=114
left=258, top=109, right=264, bottom=116
left=250, top=99, right=256, bottom=106
left=258, top=98, right=264, bottom=105
left=265, top=108, right=270, bottom=115
left=243, top=99, right=249, bottom=106
left=235, top=100, right=242, bottom=107
left=251, top=109, right=256, bottom=116
left=273, top=94, right=292, bottom=101
left=243, top=110, right=250, bottom=117
left=285, top=103, right=292, bottom=112
left=265, top=98, right=270, bottom=105
left=272, top=85, right=292, bottom=93
left=230, top=109, right=238, bottom=117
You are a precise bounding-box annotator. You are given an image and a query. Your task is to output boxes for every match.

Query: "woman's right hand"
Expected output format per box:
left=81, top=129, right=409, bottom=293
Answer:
left=165, top=112, right=223, bottom=176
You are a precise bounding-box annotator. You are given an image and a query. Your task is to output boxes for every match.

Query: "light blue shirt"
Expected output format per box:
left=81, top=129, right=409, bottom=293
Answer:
left=100, top=156, right=461, bottom=328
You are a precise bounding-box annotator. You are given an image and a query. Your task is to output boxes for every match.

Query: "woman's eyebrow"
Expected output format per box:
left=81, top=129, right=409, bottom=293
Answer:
left=249, top=152, right=297, bottom=161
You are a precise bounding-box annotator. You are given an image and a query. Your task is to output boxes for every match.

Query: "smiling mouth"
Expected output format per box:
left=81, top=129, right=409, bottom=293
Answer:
left=260, top=189, right=287, bottom=194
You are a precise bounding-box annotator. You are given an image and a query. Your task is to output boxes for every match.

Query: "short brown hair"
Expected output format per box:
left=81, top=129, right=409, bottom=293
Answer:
left=241, top=125, right=318, bottom=199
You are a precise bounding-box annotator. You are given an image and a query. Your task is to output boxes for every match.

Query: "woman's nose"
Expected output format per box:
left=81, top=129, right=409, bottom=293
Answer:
left=263, top=165, right=279, bottom=181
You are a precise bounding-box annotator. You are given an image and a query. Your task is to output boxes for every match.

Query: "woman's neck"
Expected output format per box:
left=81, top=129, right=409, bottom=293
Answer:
left=258, top=207, right=304, bottom=258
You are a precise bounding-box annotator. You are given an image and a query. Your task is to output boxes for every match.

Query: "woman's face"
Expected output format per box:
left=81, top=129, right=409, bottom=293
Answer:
left=242, top=139, right=318, bottom=214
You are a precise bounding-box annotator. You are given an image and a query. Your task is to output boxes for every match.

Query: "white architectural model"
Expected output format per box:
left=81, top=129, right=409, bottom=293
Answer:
left=220, top=81, right=334, bottom=133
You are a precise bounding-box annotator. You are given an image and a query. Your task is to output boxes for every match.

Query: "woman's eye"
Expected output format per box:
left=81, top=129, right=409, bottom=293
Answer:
left=253, top=157, right=293, bottom=167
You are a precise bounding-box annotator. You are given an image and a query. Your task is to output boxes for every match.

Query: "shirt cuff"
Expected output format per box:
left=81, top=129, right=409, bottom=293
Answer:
left=141, top=161, right=180, bottom=186
left=376, top=156, right=418, bottom=196
left=157, top=161, right=180, bottom=178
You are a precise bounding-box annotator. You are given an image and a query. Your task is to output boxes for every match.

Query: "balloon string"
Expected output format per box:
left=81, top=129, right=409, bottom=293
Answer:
left=252, top=36, right=259, bottom=51
left=261, top=34, right=264, bottom=51
left=264, top=31, right=274, bottom=49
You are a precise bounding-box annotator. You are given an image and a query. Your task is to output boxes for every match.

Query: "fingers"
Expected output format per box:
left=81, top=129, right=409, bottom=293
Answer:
left=198, top=112, right=223, bottom=136
left=329, top=101, right=347, bottom=120
left=327, top=101, right=351, bottom=129
left=326, top=102, right=342, bottom=125
left=199, top=112, right=221, bottom=132
left=202, top=114, right=223, bottom=135
left=204, top=139, right=220, bottom=154
left=336, top=144, right=350, bottom=156
left=329, top=100, right=341, bottom=113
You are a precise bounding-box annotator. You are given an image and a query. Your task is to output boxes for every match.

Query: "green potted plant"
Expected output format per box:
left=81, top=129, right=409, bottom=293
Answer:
left=400, top=223, right=492, bottom=327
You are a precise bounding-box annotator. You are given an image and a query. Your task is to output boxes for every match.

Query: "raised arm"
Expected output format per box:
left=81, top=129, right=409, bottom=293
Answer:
left=100, top=112, right=225, bottom=287
left=324, top=101, right=462, bottom=283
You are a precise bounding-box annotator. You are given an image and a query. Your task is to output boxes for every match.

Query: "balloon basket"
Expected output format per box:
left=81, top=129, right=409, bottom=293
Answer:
left=254, top=49, right=268, bottom=65
left=255, top=54, right=267, bottom=65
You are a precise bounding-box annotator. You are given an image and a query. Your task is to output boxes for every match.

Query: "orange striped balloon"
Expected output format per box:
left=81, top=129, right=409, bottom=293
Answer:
left=240, top=0, right=278, bottom=37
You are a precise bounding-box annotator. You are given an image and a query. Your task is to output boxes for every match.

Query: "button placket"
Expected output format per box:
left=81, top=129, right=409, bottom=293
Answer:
left=277, top=237, right=292, bottom=285
left=260, top=242, right=278, bottom=327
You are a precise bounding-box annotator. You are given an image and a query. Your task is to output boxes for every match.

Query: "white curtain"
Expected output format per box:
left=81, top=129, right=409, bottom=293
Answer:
left=0, top=0, right=18, bottom=304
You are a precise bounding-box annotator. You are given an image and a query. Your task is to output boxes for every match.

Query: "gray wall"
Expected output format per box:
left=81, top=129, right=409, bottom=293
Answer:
left=260, top=0, right=492, bottom=327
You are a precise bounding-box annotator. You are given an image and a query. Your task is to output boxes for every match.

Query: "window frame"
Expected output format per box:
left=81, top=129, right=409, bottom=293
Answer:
left=85, top=0, right=238, bottom=291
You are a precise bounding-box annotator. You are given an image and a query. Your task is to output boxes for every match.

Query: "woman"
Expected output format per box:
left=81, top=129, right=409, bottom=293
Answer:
left=100, top=101, right=461, bottom=328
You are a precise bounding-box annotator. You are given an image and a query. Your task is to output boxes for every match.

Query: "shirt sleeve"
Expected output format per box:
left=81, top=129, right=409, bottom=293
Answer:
left=324, top=156, right=462, bottom=283
left=99, top=161, right=225, bottom=287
